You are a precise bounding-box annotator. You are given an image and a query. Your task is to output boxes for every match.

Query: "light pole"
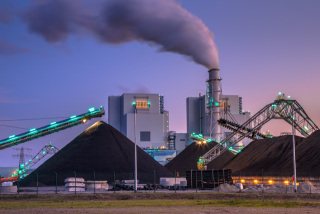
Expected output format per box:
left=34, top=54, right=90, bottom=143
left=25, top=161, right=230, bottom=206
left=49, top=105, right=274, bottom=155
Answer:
left=134, top=107, right=137, bottom=192
left=292, top=111, right=297, bottom=192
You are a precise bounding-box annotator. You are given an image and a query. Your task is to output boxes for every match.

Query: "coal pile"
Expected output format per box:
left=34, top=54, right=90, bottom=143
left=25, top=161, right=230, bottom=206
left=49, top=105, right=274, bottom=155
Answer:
left=20, top=121, right=172, bottom=186
left=165, top=142, right=235, bottom=176
left=283, top=130, right=320, bottom=173
left=223, top=135, right=305, bottom=176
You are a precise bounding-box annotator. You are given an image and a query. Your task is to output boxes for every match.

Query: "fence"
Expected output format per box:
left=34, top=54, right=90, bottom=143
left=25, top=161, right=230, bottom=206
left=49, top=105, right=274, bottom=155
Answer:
left=2, top=169, right=320, bottom=194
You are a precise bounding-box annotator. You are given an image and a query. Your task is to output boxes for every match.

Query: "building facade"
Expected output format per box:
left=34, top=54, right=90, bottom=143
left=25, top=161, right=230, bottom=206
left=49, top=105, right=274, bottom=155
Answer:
left=108, top=93, right=169, bottom=149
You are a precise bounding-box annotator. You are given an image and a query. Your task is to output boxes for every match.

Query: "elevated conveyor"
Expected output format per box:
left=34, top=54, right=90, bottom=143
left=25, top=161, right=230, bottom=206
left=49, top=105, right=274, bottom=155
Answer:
left=0, top=106, right=105, bottom=150
left=201, top=98, right=319, bottom=167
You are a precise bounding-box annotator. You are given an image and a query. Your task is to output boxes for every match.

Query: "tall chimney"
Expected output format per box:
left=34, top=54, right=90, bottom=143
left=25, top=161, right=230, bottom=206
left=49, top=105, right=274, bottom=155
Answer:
left=205, top=69, right=221, bottom=141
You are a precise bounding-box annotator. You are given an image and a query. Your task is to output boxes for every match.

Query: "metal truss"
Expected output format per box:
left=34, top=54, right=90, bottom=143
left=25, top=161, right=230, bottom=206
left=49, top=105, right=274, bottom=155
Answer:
left=201, top=99, right=319, bottom=166
left=1, top=143, right=59, bottom=182
left=0, top=107, right=105, bottom=150
left=14, top=143, right=59, bottom=179
left=218, top=118, right=267, bottom=140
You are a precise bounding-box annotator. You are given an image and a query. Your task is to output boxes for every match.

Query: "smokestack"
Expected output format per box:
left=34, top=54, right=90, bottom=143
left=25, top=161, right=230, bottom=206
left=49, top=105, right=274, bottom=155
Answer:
left=205, top=69, right=220, bottom=141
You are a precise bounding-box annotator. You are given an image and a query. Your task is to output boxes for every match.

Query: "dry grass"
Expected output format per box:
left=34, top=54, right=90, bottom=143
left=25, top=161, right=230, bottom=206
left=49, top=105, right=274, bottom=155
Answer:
left=0, top=199, right=318, bottom=210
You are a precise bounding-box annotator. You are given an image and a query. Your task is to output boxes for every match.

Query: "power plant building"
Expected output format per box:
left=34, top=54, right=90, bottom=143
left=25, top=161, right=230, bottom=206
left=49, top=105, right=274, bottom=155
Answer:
left=108, top=93, right=170, bottom=149
left=108, top=91, right=251, bottom=164
left=186, top=94, right=251, bottom=147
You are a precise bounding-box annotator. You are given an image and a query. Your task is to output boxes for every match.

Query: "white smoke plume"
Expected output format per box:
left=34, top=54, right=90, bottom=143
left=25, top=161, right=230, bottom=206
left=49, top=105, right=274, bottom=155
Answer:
left=22, top=0, right=219, bottom=69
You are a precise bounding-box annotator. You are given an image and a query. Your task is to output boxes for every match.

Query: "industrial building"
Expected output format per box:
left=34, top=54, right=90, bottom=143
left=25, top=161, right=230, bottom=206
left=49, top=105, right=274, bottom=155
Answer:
left=108, top=88, right=251, bottom=164
left=108, top=94, right=177, bottom=165
left=186, top=94, right=251, bottom=148
left=108, top=93, right=169, bottom=149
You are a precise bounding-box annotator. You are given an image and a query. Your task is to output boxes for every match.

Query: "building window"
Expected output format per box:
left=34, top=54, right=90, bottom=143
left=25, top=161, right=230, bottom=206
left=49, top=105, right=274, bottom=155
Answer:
left=140, top=131, right=151, bottom=141
left=180, top=139, right=185, bottom=141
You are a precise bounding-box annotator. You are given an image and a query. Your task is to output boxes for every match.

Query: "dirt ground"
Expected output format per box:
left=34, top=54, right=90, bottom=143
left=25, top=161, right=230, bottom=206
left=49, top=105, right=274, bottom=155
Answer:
left=1, top=193, right=320, bottom=214
left=1, top=206, right=320, bottom=214
left=2, top=192, right=320, bottom=200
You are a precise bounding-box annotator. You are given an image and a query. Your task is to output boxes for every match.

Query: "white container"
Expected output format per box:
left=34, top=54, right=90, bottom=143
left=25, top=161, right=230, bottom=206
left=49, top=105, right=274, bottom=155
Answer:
left=160, top=177, right=187, bottom=187
left=2, top=182, right=13, bottom=187
left=64, top=177, right=85, bottom=183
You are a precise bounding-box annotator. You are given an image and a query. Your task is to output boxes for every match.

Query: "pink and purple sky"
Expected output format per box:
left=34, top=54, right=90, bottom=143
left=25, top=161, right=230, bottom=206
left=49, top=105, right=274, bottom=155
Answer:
left=0, top=0, right=319, bottom=167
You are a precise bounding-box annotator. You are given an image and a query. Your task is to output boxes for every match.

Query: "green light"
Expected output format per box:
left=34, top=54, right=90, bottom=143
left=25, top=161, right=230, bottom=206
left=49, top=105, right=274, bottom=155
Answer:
left=304, top=126, right=309, bottom=131
left=50, top=122, right=56, bottom=125
left=88, top=107, right=95, bottom=112
left=214, top=102, right=219, bottom=106
left=30, top=128, right=36, bottom=132
left=287, top=95, right=291, bottom=98
left=132, top=102, right=136, bottom=105
left=279, top=92, right=282, bottom=95
left=70, top=115, right=77, bottom=119
left=9, top=135, right=15, bottom=138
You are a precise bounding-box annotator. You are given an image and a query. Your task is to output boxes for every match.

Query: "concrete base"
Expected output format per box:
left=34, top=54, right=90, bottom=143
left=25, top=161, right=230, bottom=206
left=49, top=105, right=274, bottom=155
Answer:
left=65, top=187, right=85, bottom=192
left=0, top=186, right=17, bottom=193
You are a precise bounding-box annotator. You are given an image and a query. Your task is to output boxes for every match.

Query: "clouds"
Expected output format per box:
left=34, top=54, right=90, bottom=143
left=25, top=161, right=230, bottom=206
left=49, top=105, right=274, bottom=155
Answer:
left=0, top=39, right=32, bottom=56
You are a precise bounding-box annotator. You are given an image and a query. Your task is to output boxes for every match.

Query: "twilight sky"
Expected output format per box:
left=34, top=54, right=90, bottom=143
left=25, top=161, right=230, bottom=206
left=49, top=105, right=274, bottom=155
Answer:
left=0, top=0, right=320, bottom=167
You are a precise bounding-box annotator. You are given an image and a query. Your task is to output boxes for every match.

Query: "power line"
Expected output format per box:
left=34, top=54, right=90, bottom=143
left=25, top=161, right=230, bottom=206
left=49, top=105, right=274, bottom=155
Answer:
left=0, top=124, right=29, bottom=130
left=0, top=117, right=68, bottom=122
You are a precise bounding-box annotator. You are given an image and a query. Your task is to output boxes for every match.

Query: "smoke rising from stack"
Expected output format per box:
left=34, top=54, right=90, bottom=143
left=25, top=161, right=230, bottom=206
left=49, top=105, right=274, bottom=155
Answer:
left=22, top=0, right=219, bottom=68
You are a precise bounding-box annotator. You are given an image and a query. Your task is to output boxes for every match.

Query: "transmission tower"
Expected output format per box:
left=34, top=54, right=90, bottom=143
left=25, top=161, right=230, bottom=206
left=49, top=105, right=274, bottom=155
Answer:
left=12, top=147, right=32, bottom=169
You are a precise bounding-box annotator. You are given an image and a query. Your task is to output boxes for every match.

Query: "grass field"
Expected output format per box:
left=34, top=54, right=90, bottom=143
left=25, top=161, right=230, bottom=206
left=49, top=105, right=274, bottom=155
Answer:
left=0, top=199, right=319, bottom=209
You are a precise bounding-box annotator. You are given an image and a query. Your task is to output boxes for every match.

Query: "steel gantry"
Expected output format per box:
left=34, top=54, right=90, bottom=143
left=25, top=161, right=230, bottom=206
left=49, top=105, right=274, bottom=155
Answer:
left=201, top=97, right=319, bottom=167
left=0, top=106, right=105, bottom=150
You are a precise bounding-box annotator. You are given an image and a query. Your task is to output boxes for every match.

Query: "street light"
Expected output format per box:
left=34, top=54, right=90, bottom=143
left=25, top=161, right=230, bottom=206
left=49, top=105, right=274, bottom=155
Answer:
left=292, top=111, right=297, bottom=192
left=134, top=107, right=137, bottom=193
